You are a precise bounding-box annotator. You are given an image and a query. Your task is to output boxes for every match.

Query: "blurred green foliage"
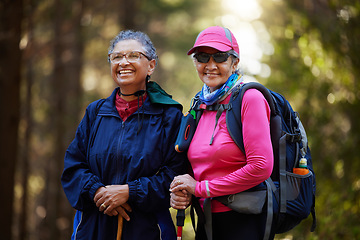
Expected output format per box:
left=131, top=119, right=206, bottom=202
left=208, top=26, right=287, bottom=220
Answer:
left=259, top=0, right=360, bottom=239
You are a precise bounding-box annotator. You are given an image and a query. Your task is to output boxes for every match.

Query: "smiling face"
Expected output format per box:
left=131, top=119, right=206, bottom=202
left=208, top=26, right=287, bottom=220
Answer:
left=110, top=39, right=156, bottom=94
left=194, top=46, right=239, bottom=92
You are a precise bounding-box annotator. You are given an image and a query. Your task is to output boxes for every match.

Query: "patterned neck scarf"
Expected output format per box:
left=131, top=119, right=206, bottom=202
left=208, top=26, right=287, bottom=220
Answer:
left=199, top=73, right=242, bottom=105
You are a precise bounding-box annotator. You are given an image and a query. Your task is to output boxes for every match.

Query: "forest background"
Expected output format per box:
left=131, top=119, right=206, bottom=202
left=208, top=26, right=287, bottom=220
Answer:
left=1, top=0, right=359, bottom=239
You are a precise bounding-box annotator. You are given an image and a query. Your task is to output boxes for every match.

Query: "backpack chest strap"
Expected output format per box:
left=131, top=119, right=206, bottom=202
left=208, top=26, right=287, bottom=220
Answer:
left=206, top=103, right=232, bottom=145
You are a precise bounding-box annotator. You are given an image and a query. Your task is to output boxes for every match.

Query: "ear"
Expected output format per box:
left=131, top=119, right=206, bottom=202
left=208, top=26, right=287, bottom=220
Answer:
left=147, top=59, right=156, bottom=76
left=232, top=58, right=240, bottom=73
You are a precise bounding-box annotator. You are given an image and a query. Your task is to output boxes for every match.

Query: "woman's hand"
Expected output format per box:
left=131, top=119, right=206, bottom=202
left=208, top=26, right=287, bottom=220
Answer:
left=94, top=185, right=132, bottom=221
left=114, top=203, right=132, bottom=220
left=169, top=174, right=197, bottom=209
left=170, top=189, right=191, bottom=209
left=170, top=174, right=197, bottom=195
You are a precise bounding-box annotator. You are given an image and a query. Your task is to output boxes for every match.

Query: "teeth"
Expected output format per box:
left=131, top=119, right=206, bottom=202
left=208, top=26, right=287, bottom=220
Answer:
left=119, top=70, right=133, bottom=74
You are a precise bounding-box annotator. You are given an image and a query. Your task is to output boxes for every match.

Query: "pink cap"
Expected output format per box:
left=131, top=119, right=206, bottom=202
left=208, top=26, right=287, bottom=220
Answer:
left=187, top=26, right=239, bottom=57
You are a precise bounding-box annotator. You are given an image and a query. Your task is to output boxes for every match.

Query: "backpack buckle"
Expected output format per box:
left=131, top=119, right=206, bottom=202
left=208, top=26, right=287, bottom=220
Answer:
left=199, top=104, right=207, bottom=110
left=286, top=132, right=302, bottom=142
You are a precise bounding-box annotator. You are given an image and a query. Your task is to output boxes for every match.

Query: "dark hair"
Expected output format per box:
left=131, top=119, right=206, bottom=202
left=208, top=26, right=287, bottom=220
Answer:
left=108, top=30, right=158, bottom=65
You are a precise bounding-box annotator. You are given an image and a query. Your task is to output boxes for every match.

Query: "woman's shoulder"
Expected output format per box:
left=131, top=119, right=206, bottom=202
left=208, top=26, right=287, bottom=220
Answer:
left=86, top=88, right=117, bottom=112
left=87, top=98, right=106, bottom=109
left=84, top=99, right=107, bottom=119
left=228, top=86, right=270, bottom=117
left=238, top=89, right=269, bottom=115
left=242, top=88, right=266, bottom=102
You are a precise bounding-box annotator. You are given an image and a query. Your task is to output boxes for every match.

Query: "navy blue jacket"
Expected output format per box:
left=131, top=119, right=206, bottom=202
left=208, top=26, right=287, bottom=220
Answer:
left=61, top=84, right=186, bottom=240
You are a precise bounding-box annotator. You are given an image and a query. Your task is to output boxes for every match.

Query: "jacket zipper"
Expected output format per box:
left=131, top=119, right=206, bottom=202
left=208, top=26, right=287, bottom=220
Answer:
left=116, top=121, right=126, bottom=183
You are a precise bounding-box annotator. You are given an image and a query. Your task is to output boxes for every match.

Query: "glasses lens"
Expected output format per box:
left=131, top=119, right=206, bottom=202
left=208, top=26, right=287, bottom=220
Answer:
left=109, top=51, right=149, bottom=63
left=195, top=53, right=210, bottom=63
left=213, top=52, right=229, bottom=63
left=127, top=52, right=142, bottom=62
left=110, top=53, right=123, bottom=63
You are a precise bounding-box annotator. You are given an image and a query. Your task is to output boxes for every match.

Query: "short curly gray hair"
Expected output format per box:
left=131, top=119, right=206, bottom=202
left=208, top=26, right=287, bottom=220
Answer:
left=108, top=30, right=158, bottom=65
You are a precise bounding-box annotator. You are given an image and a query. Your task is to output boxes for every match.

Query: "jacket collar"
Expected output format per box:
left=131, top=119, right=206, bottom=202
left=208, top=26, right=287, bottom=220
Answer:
left=146, top=81, right=182, bottom=110
left=98, top=82, right=182, bottom=117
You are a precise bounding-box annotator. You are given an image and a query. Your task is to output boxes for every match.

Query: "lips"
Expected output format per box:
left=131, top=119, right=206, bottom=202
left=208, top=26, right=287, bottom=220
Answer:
left=204, top=72, right=219, bottom=77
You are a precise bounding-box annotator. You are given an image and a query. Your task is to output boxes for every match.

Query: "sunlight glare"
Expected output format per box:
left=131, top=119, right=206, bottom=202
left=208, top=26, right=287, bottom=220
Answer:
left=220, top=0, right=272, bottom=78
left=222, top=0, right=262, bottom=21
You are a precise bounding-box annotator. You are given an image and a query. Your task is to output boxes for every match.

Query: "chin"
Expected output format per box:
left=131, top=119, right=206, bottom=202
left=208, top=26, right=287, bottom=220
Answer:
left=203, top=81, right=222, bottom=89
left=115, top=77, right=134, bottom=85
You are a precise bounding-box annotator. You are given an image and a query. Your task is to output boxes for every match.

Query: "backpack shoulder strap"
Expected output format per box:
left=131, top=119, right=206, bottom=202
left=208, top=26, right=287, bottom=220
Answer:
left=239, top=82, right=277, bottom=116
left=226, top=82, right=278, bottom=154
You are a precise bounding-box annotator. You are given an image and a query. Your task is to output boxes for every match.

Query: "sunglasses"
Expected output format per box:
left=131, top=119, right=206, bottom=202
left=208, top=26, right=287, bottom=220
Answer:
left=193, top=52, right=231, bottom=63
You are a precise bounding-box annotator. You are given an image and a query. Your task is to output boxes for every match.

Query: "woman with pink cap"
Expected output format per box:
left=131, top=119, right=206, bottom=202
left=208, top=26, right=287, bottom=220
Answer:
left=170, top=26, right=275, bottom=239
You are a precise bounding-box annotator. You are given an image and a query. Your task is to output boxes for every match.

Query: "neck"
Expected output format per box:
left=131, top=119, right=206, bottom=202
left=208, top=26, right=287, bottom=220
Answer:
left=118, top=89, right=146, bottom=101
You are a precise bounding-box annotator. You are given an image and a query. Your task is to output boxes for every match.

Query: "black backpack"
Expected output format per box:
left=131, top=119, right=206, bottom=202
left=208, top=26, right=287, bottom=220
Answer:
left=175, top=82, right=316, bottom=239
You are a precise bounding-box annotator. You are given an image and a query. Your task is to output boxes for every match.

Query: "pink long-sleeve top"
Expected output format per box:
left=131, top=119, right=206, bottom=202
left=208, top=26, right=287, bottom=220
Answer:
left=188, top=88, right=274, bottom=212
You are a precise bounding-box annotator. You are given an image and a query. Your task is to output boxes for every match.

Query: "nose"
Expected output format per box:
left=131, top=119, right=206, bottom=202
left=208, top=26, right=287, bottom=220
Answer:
left=118, top=56, right=130, bottom=66
left=205, top=57, right=217, bottom=69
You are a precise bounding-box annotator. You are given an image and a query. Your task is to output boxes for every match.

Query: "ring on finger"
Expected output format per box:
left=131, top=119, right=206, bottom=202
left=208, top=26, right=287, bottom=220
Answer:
left=101, top=203, right=107, bottom=209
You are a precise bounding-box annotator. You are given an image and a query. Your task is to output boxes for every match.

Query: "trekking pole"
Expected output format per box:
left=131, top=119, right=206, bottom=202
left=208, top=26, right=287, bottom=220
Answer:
left=176, top=209, right=185, bottom=240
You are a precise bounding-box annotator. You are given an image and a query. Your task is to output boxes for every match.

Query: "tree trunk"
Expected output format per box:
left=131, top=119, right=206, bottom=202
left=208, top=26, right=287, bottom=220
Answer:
left=40, top=0, right=85, bottom=239
left=0, top=0, right=24, bottom=240
left=59, top=0, right=85, bottom=238
left=18, top=2, right=36, bottom=239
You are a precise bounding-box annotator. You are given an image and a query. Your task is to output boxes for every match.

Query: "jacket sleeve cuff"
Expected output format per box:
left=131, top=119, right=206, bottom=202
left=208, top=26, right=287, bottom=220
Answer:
left=127, top=180, right=138, bottom=202
left=88, top=182, right=105, bottom=200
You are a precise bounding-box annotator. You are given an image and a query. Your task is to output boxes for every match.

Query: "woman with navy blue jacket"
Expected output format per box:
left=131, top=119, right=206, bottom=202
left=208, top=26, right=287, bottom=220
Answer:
left=61, top=30, right=186, bottom=240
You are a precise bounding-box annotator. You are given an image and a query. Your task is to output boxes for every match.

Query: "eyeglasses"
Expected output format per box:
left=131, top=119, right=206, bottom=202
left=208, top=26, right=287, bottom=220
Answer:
left=193, top=52, right=232, bottom=63
left=108, top=51, right=150, bottom=64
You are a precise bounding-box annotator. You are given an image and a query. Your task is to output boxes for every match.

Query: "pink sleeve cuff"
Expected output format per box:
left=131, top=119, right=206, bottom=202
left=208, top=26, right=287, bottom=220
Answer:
left=195, top=180, right=212, bottom=198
